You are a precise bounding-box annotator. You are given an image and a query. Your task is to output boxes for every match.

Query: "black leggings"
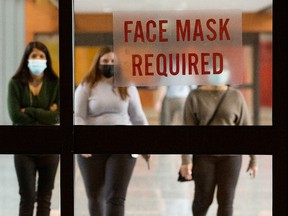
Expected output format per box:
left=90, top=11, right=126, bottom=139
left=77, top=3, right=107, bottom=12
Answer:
left=192, top=155, right=242, bottom=216
left=77, top=154, right=136, bottom=216
left=14, top=154, right=59, bottom=216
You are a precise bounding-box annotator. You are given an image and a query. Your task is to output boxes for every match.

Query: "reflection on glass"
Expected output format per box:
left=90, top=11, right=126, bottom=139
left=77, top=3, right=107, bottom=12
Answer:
left=155, top=85, right=193, bottom=125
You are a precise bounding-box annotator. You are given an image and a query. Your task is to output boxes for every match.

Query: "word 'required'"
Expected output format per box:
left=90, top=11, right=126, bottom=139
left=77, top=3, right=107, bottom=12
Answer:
left=132, top=52, right=223, bottom=77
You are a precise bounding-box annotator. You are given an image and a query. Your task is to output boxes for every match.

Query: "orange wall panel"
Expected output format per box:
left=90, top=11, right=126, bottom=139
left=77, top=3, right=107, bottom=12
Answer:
left=74, top=12, right=272, bottom=33
left=74, top=47, right=100, bottom=85
left=242, top=13, right=272, bottom=33
left=25, top=0, right=58, bottom=43
left=75, top=14, right=113, bottom=33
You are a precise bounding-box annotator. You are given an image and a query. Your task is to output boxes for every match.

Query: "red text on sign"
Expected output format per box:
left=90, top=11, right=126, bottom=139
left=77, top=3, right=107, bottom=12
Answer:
left=176, top=18, right=231, bottom=41
left=132, top=52, right=223, bottom=77
left=124, top=20, right=169, bottom=43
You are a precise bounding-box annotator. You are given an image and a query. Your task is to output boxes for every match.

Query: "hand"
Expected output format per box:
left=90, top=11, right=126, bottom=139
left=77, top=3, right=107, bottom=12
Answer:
left=247, top=164, right=257, bottom=178
left=142, top=154, right=152, bottom=161
left=141, top=154, right=152, bottom=170
left=180, top=163, right=193, bottom=180
left=50, top=103, right=58, bottom=111
left=81, top=154, right=92, bottom=158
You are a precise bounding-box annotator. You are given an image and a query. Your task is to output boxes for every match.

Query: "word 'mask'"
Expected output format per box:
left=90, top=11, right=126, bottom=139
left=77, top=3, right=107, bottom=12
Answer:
left=124, top=18, right=231, bottom=43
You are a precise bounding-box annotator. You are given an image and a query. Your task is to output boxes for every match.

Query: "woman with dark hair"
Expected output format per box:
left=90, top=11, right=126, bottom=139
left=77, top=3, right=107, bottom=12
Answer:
left=7, top=41, right=59, bottom=125
left=179, top=80, right=257, bottom=215
left=180, top=154, right=257, bottom=216
left=7, top=41, right=60, bottom=216
left=74, top=46, right=148, bottom=216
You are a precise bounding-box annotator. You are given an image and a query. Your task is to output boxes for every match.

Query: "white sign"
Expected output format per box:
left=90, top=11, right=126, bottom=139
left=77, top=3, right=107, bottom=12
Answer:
left=113, top=10, right=243, bottom=86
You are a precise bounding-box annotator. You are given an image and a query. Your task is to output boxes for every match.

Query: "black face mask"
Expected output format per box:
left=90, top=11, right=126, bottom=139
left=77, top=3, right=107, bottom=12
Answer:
left=99, top=65, right=114, bottom=78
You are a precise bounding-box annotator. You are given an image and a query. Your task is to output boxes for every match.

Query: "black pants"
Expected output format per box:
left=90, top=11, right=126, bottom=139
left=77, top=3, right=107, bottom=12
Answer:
left=192, top=155, right=242, bottom=216
left=14, top=155, right=59, bottom=216
left=77, top=154, right=136, bottom=216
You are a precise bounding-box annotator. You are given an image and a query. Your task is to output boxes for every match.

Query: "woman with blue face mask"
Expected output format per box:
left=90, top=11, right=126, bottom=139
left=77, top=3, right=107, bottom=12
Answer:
left=7, top=41, right=60, bottom=216
left=7, top=41, right=59, bottom=125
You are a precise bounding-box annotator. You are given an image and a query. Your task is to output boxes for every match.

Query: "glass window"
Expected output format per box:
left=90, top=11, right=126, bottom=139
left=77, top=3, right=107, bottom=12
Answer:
left=1, top=0, right=60, bottom=126
left=74, top=1, right=272, bottom=126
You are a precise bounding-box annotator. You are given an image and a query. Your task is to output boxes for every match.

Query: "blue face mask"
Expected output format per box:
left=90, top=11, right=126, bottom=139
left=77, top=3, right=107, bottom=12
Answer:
left=28, top=60, right=47, bottom=76
left=208, top=69, right=230, bottom=85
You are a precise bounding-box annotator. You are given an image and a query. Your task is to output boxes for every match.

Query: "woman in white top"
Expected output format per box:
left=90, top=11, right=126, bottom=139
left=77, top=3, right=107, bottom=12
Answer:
left=74, top=46, right=148, bottom=216
left=74, top=47, right=147, bottom=125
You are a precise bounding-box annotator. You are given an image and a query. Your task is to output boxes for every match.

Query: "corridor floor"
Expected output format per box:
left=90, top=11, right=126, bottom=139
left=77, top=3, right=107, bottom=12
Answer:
left=74, top=155, right=272, bottom=216
left=0, top=156, right=272, bottom=215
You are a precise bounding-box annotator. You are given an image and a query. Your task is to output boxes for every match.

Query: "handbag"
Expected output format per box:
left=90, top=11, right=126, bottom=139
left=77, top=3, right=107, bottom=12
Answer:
left=178, top=156, right=196, bottom=182
left=178, top=171, right=193, bottom=182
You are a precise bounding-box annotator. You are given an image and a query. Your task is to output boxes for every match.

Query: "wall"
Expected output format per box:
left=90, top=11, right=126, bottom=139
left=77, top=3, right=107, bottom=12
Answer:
left=74, top=12, right=272, bottom=33
left=0, top=0, right=25, bottom=125
left=259, top=34, right=272, bottom=107
left=25, top=0, right=58, bottom=43
left=26, top=0, right=59, bottom=75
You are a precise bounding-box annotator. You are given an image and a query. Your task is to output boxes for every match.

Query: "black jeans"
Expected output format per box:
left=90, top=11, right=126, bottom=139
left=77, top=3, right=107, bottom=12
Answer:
left=77, top=154, right=136, bottom=216
left=14, top=155, right=59, bottom=216
left=192, top=155, right=242, bottom=216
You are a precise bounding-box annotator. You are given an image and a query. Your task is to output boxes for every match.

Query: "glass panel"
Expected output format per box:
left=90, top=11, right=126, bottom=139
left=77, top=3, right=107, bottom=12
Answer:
left=0, top=154, right=60, bottom=215
left=113, top=10, right=243, bottom=87
left=74, top=0, right=272, bottom=126
left=1, top=0, right=60, bottom=126
left=74, top=154, right=272, bottom=216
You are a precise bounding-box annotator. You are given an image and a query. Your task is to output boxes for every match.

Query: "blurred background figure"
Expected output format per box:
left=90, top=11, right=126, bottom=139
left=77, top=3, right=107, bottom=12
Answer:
left=155, top=85, right=193, bottom=125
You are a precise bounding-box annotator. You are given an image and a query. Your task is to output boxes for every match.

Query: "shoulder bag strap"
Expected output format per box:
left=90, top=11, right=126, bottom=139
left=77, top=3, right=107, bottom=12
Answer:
left=206, top=87, right=229, bottom=125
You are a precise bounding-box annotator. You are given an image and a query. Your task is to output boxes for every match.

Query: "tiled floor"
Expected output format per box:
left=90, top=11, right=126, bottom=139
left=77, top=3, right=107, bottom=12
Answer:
left=74, top=155, right=272, bottom=216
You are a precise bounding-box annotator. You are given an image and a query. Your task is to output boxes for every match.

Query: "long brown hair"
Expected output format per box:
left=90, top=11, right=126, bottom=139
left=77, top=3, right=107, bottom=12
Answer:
left=81, top=46, right=129, bottom=100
